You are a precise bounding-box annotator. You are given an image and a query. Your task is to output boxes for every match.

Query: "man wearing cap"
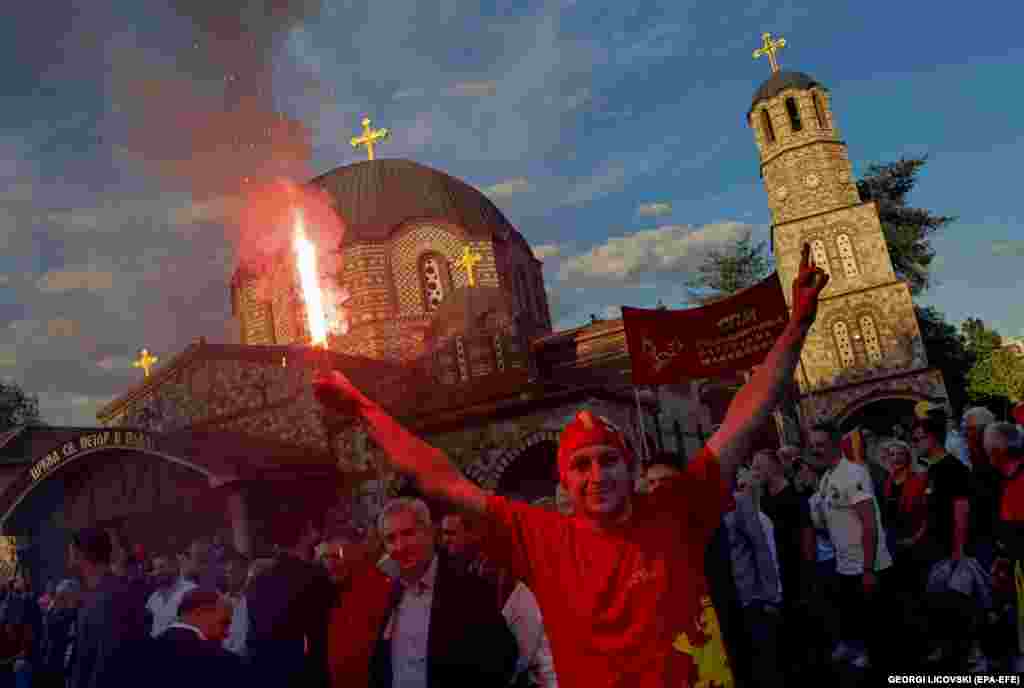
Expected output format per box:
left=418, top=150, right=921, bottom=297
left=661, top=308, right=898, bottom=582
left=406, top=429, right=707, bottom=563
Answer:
left=314, top=246, right=829, bottom=687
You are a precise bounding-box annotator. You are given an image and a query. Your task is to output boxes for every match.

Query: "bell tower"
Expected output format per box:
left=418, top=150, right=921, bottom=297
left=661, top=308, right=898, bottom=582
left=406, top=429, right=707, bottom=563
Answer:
left=747, top=33, right=948, bottom=426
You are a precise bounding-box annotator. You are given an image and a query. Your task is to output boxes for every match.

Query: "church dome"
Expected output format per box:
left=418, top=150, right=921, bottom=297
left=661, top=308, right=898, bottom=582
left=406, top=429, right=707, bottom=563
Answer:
left=749, top=70, right=823, bottom=115
left=309, top=158, right=528, bottom=249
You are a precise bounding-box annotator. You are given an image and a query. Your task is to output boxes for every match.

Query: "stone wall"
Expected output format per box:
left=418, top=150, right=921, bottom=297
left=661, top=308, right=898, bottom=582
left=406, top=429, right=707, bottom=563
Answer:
left=799, top=368, right=949, bottom=426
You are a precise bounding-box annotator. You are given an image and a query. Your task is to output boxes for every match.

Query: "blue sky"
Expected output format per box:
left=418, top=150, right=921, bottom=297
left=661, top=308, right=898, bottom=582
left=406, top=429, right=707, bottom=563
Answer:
left=1, top=0, right=1021, bottom=425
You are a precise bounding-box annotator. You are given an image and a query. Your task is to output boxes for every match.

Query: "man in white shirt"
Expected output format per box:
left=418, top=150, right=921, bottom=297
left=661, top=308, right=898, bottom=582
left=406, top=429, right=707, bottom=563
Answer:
left=503, top=577, right=559, bottom=687
left=809, top=421, right=892, bottom=672
left=371, top=497, right=519, bottom=687
left=146, top=554, right=198, bottom=638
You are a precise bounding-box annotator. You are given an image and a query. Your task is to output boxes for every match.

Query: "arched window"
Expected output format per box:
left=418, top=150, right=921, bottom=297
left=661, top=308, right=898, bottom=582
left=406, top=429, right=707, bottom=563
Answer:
left=810, top=239, right=831, bottom=277
left=419, top=253, right=451, bottom=312
left=833, top=321, right=855, bottom=368
left=860, top=315, right=883, bottom=363
left=533, top=272, right=548, bottom=326
left=515, top=267, right=531, bottom=316
left=785, top=97, right=802, bottom=132
left=761, top=109, right=776, bottom=143
left=812, top=91, right=828, bottom=129
left=836, top=233, right=859, bottom=278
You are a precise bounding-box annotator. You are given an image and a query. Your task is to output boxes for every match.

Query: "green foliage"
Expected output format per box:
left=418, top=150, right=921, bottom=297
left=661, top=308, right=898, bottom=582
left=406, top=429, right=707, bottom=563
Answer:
left=915, top=306, right=973, bottom=416
left=0, top=381, right=41, bottom=431
left=685, top=229, right=774, bottom=305
left=965, top=317, right=1024, bottom=405
left=962, top=317, right=1003, bottom=358
left=856, top=156, right=956, bottom=295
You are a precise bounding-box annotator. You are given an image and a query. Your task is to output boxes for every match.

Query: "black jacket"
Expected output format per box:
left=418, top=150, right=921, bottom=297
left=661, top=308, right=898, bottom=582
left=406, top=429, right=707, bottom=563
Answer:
left=369, top=553, right=519, bottom=688
left=68, top=574, right=150, bottom=688
left=150, top=626, right=245, bottom=686
left=245, top=553, right=333, bottom=688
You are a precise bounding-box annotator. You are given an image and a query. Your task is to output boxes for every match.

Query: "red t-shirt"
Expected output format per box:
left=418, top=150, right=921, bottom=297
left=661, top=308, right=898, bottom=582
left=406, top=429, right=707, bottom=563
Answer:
left=485, top=446, right=729, bottom=688
left=1001, top=471, right=1024, bottom=522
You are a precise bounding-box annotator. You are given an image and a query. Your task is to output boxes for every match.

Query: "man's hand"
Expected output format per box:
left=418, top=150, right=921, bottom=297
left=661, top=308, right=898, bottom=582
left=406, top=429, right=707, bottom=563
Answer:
left=792, top=243, right=830, bottom=327
left=312, top=369, right=487, bottom=514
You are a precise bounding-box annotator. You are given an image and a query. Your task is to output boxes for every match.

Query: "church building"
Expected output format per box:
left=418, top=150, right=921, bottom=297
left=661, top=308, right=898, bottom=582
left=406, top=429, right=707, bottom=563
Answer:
left=0, top=38, right=950, bottom=587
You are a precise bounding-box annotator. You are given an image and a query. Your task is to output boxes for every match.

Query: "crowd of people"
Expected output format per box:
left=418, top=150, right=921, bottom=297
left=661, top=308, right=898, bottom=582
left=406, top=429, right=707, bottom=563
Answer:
left=2, top=247, right=1022, bottom=687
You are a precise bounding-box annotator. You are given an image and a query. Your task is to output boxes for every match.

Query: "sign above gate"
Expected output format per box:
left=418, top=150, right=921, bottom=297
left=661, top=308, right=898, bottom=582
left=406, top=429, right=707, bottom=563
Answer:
left=29, top=430, right=157, bottom=483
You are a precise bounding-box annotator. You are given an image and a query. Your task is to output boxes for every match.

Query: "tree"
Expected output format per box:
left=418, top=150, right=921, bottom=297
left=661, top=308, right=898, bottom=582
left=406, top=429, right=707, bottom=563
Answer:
left=856, top=157, right=956, bottom=295
left=963, top=318, right=1020, bottom=412
left=962, top=317, right=1003, bottom=359
left=915, top=306, right=973, bottom=417
left=968, top=349, right=1024, bottom=405
left=0, top=381, right=41, bottom=431
left=685, top=229, right=773, bottom=305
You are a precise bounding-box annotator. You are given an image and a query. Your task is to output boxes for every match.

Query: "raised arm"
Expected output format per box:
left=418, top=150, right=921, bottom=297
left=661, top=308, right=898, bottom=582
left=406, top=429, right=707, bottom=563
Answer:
left=313, top=372, right=487, bottom=514
left=707, top=243, right=828, bottom=480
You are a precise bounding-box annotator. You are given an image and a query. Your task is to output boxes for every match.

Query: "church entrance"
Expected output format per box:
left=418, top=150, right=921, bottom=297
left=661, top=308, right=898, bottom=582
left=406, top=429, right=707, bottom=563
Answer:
left=496, top=439, right=558, bottom=504
left=2, top=445, right=224, bottom=590
left=840, top=397, right=919, bottom=436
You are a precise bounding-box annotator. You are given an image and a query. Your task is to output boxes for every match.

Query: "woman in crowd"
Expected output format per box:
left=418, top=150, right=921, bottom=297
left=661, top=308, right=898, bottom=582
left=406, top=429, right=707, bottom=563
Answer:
left=39, top=580, right=79, bottom=688
left=880, top=440, right=929, bottom=592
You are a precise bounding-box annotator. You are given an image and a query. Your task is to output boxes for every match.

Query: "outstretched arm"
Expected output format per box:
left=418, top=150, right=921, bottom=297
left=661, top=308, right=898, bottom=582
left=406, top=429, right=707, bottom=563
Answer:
left=314, top=372, right=487, bottom=514
left=706, top=243, right=828, bottom=480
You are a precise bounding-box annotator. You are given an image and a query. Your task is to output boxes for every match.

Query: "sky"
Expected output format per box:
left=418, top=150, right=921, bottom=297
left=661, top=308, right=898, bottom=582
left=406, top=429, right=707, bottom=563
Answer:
left=1, top=0, right=1022, bottom=426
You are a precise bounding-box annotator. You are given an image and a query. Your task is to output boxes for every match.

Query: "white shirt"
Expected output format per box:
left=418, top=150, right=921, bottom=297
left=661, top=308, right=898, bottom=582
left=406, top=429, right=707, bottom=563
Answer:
left=814, top=458, right=893, bottom=576
left=222, top=593, right=248, bottom=656
left=147, top=577, right=198, bottom=638
left=386, top=557, right=438, bottom=688
left=502, top=582, right=558, bottom=688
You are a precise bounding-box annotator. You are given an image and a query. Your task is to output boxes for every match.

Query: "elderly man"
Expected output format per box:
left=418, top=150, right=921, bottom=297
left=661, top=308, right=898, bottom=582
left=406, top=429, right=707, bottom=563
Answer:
left=150, top=589, right=244, bottom=684
left=963, top=407, right=1003, bottom=569
left=314, top=244, right=829, bottom=687
left=365, top=498, right=518, bottom=687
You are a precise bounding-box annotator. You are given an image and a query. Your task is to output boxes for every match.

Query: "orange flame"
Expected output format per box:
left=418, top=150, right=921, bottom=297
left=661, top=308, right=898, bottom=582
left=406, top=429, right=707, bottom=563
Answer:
left=292, top=207, right=328, bottom=347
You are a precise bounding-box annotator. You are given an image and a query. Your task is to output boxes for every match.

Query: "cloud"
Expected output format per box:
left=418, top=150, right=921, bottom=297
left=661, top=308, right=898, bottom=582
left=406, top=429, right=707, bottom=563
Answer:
left=638, top=202, right=673, bottom=217
left=992, top=240, right=1024, bottom=257
left=47, top=319, right=79, bottom=338
left=602, top=305, right=621, bottom=320
left=446, top=81, right=498, bottom=97
left=97, top=355, right=136, bottom=372
left=37, top=269, right=115, bottom=293
left=559, top=222, right=750, bottom=283
left=561, top=164, right=628, bottom=207
left=482, top=178, right=534, bottom=197
left=532, top=244, right=562, bottom=260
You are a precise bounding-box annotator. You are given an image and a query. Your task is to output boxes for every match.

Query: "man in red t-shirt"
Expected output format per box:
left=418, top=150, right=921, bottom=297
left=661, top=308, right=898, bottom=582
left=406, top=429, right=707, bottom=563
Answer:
left=314, top=246, right=828, bottom=688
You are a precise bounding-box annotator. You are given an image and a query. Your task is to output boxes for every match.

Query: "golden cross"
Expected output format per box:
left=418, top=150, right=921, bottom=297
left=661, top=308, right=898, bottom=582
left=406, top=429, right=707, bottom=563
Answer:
left=133, top=349, right=158, bottom=378
left=456, top=246, right=483, bottom=287
left=753, top=32, right=786, bottom=73
left=350, top=117, right=390, bottom=161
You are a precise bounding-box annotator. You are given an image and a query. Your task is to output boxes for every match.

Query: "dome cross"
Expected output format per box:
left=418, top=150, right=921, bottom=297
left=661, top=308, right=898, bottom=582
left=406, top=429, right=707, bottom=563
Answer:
left=753, top=32, right=786, bottom=74
left=350, top=117, right=390, bottom=161
left=133, top=349, right=159, bottom=378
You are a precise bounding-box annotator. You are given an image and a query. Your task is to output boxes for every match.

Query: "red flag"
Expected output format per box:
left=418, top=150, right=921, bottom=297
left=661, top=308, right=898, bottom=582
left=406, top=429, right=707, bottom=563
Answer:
left=621, top=273, right=790, bottom=384
left=841, top=427, right=866, bottom=465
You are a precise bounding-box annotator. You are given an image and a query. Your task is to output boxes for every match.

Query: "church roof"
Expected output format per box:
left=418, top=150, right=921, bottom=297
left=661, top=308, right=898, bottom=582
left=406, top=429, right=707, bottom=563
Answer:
left=310, top=158, right=529, bottom=250
left=749, top=70, right=824, bottom=116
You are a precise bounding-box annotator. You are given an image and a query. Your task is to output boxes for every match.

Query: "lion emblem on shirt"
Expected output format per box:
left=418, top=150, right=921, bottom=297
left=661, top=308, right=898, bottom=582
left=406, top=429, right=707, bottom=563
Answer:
left=672, top=596, right=734, bottom=688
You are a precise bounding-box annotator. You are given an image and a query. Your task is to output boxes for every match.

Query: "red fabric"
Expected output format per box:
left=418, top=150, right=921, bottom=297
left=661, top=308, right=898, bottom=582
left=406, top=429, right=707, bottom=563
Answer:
left=1001, top=472, right=1024, bottom=522
left=485, top=446, right=728, bottom=688
left=557, top=410, right=635, bottom=479
left=621, top=273, right=789, bottom=383
left=1013, top=403, right=1024, bottom=426
left=327, top=560, right=393, bottom=688
left=885, top=472, right=929, bottom=516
